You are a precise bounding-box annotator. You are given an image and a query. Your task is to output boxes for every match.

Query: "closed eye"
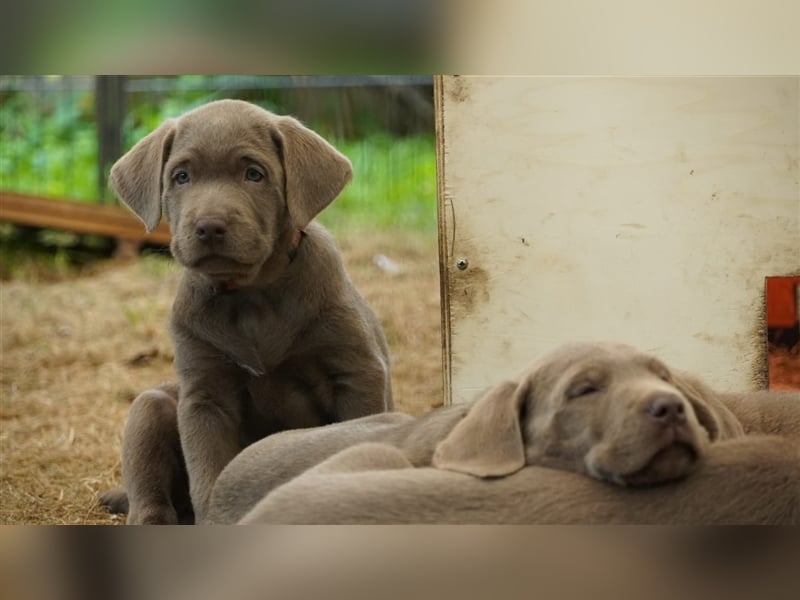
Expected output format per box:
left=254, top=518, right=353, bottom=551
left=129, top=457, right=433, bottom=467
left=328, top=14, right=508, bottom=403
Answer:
left=567, top=382, right=602, bottom=400
left=648, top=360, right=671, bottom=382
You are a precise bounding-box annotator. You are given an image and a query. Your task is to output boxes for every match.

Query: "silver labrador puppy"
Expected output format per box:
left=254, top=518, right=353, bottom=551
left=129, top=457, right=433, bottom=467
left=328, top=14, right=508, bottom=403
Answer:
left=206, top=341, right=749, bottom=524
left=100, top=99, right=393, bottom=524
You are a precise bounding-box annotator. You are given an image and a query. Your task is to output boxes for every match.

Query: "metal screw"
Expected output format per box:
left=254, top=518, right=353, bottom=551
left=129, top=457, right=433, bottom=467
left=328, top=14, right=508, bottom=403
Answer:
left=456, top=258, right=469, bottom=271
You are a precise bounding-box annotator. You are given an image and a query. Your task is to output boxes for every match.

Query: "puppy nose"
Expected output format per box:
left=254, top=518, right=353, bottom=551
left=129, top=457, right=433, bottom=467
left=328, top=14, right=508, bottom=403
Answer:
left=645, top=395, right=686, bottom=425
left=195, top=218, right=227, bottom=242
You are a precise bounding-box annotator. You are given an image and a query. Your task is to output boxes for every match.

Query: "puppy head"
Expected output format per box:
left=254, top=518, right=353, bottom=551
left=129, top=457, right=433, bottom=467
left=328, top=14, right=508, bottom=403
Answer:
left=109, top=99, right=352, bottom=287
left=433, top=342, right=732, bottom=486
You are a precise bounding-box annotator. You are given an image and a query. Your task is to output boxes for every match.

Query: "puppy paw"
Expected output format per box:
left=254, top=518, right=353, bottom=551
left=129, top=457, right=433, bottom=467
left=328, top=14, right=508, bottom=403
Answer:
left=127, top=504, right=179, bottom=525
left=98, top=488, right=129, bottom=514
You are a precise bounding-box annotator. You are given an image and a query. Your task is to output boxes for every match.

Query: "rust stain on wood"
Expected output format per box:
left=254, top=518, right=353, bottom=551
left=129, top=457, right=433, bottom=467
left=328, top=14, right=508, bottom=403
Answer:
left=447, top=233, right=491, bottom=321
left=450, top=264, right=490, bottom=318
left=447, top=76, right=470, bottom=103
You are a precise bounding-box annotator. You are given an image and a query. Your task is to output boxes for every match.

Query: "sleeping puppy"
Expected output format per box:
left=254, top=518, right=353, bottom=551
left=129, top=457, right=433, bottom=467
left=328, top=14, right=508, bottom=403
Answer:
left=718, top=390, right=800, bottom=440
left=100, top=99, right=393, bottom=524
left=430, top=341, right=744, bottom=486
left=237, top=435, right=800, bottom=524
left=206, top=341, right=746, bottom=523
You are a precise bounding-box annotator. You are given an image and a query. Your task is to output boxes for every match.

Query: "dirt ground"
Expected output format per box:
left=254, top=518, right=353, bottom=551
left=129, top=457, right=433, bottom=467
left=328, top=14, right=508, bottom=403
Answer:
left=0, top=231, right=443, bottom=524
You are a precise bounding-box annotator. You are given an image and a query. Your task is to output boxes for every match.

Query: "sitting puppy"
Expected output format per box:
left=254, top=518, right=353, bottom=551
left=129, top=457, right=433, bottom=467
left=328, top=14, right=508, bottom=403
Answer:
left=206, top=341, right=746, bottom=523
left=101, top=100, right=393, bottom=524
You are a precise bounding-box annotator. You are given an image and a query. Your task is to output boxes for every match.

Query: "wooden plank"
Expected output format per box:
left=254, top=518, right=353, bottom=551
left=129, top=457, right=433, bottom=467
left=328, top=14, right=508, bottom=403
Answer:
left=0, top=191, right=171, bottom=245
left=436, top=77, right=800, bottom=403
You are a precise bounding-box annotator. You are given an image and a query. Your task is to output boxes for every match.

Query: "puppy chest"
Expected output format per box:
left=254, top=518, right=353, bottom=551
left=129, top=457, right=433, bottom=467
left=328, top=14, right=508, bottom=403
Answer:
left=222, top=292, right=284, bottom=336
left=213, top=291, right=305, bottom=362
left=241, top=363, right=337, bottom=436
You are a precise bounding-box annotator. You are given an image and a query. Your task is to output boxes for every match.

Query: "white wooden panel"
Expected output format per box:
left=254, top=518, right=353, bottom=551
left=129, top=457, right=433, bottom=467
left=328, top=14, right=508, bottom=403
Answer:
left=436, top=76, right=799, bottom=403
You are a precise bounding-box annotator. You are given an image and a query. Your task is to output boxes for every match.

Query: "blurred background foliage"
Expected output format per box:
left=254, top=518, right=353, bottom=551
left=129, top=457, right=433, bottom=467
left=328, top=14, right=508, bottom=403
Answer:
left=0, top=75, right=437, bottom=276
left=0, top=75, right=437, bottom=279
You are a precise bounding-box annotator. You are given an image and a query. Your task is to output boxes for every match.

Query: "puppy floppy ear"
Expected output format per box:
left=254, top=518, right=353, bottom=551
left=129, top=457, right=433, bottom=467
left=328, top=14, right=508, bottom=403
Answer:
left=109, top=119, right=176, bottom=232
left=271, top=116, right=353, bottom=229
left=433, top=380, right=528, bottom=478
left=672, top=370, right=744, bottom=441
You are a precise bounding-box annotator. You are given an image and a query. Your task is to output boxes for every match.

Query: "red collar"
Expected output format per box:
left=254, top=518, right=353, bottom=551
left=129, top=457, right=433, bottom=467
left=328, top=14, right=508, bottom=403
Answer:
left=286, top=228, right=305, bottom=262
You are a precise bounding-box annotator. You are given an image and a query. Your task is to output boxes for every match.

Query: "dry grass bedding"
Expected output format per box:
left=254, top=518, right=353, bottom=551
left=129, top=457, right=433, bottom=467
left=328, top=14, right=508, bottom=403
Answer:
left=0, top=230, right=442, bottom=524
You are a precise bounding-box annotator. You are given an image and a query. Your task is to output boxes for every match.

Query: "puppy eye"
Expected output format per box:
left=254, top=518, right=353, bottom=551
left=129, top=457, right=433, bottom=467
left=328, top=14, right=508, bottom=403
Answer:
left=567, top=383, right=601, bottom=400
left=174, top=171, right=190, bottom=185
left=245, top=167, right=264, bottom=182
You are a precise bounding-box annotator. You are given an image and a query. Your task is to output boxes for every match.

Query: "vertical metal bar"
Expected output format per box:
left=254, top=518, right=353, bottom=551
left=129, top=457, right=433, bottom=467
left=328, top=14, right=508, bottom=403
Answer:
left=95, top=76, right=126, bottom=203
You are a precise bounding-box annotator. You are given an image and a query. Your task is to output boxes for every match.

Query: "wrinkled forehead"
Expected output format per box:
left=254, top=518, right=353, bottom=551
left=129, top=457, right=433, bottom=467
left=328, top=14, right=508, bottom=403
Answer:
left=171, top=105, right=277, bottom=162
left=171, top=103, right=277, bottom=158
left=523, top=342, right=665, bottom=382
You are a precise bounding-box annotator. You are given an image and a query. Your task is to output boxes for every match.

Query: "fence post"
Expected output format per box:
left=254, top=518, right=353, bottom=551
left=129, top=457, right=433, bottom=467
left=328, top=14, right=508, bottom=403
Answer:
left=95, top=76, right=127, bottom=204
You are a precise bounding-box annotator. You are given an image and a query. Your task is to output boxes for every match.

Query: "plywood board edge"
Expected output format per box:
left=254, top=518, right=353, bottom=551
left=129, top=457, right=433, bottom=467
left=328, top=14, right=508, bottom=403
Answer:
left=434, top=75, right=454, bottom=406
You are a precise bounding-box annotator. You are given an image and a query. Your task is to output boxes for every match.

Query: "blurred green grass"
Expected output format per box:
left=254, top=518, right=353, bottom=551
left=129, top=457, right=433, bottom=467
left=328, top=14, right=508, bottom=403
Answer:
left=322, top=134, right=437, bottom=233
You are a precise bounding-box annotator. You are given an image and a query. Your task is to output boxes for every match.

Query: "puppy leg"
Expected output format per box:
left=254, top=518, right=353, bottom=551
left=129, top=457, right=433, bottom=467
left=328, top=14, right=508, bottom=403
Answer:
left=178, top=396, right=243, bottom=524
left=305, top=442, right=415, bottom=476
left=239, top=443, right=413, bottom=524
left=121, top=384, right=190, bottom=525
left=98, top=486, right=129, bottom=514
